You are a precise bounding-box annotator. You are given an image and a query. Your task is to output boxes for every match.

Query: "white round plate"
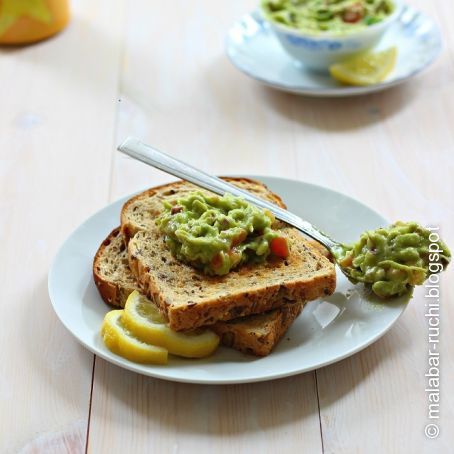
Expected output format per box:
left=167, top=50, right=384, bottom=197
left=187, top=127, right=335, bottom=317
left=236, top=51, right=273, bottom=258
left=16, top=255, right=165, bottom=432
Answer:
left=226, top=5, right=442, bottom=97
left=49, top=177, right=409, bottom=384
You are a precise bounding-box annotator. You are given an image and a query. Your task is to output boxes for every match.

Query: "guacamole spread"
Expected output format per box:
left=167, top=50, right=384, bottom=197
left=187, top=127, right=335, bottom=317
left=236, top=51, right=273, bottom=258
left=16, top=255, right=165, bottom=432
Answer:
left=156, top=192, right=289, bottom=276
left=262, top=0, right=395, bottom=34
left=334, top=221, right=451, bottom=298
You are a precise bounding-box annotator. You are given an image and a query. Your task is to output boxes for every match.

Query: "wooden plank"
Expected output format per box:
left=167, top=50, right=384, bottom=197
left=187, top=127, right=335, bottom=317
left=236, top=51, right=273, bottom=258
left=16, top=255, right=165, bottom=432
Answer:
left=88, top=1, right=323, bottom=452
left=0, top=0, right=124, bottom=452
left=309, top=1, right=454, bottom=452
left=89, top=364, right=322, bottom=454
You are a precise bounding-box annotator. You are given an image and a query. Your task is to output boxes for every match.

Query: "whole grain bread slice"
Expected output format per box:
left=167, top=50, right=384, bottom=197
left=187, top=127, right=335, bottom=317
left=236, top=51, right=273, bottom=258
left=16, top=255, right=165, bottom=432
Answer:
left=93, top=227, right=142, bottom=307
left=93, top=228, right=304, bottom=356
left=123, top=177, right=335, bottom=331
left=129, top=226, right=335, bottom=331
left=120, top=177, right=286, bottom=244
left=211, top=301, right=305, bottom=356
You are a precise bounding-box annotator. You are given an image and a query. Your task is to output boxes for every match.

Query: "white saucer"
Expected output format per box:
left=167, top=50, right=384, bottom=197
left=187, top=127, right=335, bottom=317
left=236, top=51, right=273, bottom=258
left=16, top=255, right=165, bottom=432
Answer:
left=226, top=6, right=442, bottom=97
left=48, top=177, right=410, bottom=384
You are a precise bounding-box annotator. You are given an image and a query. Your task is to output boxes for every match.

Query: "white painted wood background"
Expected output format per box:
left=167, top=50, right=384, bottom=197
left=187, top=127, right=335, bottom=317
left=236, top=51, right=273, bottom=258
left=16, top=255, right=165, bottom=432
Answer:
left=0, top=0, right=452, bottom=453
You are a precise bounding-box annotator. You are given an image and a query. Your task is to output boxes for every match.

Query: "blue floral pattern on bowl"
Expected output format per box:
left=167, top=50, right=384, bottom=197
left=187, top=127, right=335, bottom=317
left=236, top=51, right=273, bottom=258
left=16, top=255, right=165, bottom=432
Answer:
left=285, top=34, right=343, bottom=51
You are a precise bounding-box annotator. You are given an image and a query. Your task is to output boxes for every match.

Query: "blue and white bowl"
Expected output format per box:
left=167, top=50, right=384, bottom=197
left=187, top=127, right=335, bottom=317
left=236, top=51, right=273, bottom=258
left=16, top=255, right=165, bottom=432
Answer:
left=262, top=1, right=403, bottom=70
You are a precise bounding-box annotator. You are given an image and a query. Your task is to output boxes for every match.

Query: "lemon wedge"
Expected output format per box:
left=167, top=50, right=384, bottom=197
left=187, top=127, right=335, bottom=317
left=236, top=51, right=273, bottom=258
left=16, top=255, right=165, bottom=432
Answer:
left=122, top=291, right=220, bottom=358
left=330, top=47, right=398, bottom=86
left=101, top=310, right=168, bottom=364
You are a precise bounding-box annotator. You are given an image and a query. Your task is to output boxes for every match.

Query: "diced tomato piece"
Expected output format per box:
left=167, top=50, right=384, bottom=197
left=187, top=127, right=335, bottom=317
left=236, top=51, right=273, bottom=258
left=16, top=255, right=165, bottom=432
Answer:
left=343, top=10, right=360, bottom=23
left=211, top=253, right=223, bottom=269
left=270, top=237, right=289, bottom=258
left=343, top=3, right=364, bottom=23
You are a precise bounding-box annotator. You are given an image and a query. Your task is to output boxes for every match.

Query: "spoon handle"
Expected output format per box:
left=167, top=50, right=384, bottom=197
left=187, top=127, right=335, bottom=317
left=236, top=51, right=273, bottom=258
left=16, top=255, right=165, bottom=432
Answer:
left=118, top=137, right=337, bottom=250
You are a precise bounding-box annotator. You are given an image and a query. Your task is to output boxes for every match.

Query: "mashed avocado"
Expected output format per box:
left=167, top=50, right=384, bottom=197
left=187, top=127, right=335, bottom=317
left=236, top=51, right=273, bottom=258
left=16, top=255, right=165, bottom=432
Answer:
left=262, top=0, right=395, bottom=34
left=156, top=192, right=289, bottom=276
left=334, top=221, right=451, bottom=298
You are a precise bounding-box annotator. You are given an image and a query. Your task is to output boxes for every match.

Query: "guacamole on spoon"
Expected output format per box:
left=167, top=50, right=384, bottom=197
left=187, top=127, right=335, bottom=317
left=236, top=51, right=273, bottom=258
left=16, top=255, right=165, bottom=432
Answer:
left=334, top=221, right=451, bottom=298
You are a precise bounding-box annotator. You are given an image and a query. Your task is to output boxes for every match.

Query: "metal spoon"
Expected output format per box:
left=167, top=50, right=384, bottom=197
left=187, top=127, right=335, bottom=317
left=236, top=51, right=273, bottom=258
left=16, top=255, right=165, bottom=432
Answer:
left=118, top=137, right=347, bottom=271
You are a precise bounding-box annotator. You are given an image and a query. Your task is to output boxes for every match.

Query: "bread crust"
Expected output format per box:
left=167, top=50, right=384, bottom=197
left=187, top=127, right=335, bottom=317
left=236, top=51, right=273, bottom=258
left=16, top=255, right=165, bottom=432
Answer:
left=93, top=227, right=140, bottom=307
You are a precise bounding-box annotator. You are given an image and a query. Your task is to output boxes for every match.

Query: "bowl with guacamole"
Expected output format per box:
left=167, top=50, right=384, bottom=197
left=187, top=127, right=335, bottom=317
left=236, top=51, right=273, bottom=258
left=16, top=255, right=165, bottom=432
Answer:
left=260, top=0, right=402, bottom=70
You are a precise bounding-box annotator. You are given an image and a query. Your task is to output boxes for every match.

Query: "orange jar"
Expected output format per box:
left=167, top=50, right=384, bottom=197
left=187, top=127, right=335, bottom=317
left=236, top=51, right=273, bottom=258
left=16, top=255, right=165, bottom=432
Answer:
left=0, top=0, right=70, bottom=44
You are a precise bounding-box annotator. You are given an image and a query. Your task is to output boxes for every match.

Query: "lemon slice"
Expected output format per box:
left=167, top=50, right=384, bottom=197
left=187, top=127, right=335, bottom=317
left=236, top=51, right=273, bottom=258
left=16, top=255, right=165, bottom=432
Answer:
left=101, top=310, right=168, bottom=364
left=330, top=47, right=398, bottom=86
left=122, top=291, right=220, bottom=358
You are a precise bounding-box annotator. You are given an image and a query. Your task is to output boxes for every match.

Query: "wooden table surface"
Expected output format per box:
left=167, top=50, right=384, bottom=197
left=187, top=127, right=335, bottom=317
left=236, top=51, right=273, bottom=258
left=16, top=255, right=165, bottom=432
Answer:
left=1, top=0, right=453, bottom=452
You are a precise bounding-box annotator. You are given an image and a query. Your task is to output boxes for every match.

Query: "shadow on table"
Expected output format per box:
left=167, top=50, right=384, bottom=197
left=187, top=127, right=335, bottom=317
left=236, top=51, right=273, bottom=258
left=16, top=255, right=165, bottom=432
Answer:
left=21, top=278, right=411, bottom=437
left=95, top=361, right=322, bottom=435
left=315, top=320, right=413, bottom=410
left=92, top=318, right=411, bottom=437
left=260, top=82, right=419, bottom=132
left=207, top=54, right=420, bottom=132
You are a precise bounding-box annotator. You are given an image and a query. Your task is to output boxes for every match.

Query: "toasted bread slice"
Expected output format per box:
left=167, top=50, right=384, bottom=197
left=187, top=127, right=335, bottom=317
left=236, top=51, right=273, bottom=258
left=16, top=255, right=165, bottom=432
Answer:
left=124, top=177, right=335, bottom=331
left=120, top=177, right=286, bottom=244
left=93, top=228, right=304, bottom=356
left=211, top=302, right=305, bottom=356
left=128, top=226, right=335, bottom=331
left=93, top=227, right=141, bottom=307
left=93, top=226, right=332, bottom=310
